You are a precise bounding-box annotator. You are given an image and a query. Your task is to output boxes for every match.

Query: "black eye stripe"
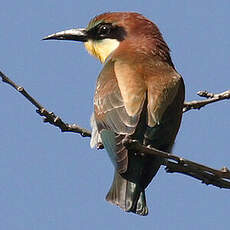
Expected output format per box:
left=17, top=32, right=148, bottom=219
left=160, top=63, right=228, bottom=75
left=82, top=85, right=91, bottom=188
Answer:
left=87, top=23, right=127, bottom=41
left=97, top=24, right=112, bottom=36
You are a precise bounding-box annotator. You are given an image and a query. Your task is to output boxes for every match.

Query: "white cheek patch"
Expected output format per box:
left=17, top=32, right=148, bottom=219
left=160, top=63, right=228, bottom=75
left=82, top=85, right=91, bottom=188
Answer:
left=85, top=38, right=120, bottom=63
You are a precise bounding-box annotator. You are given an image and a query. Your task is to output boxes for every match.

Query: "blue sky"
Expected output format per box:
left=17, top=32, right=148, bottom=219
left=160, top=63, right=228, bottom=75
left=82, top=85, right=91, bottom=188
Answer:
left=0, top=1, right=230, bottom=229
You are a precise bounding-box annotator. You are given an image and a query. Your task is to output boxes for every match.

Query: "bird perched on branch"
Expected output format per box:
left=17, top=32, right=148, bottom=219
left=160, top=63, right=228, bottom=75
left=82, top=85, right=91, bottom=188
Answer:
left=43, top=12, right=185, bottom=216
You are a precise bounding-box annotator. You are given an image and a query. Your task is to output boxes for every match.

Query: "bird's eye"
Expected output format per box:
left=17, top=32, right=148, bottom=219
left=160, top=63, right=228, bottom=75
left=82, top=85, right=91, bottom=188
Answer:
left=98, top=24, right=111, bottom=36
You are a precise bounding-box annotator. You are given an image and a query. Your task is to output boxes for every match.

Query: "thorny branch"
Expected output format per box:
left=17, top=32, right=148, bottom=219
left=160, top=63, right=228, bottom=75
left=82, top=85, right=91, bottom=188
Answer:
left=1, top=70, right=230, bottom=189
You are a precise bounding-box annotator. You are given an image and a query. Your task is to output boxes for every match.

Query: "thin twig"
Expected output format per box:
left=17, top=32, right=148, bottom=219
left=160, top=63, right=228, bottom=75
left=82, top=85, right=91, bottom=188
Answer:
left=183, top=90, right=230, bottom=112
left=0, top=70, right=91, bottom=137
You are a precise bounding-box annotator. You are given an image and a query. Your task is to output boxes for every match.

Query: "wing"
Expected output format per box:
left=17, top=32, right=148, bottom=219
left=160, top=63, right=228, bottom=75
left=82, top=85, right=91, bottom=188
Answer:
left=92, top=58, right=184, bottom=173
left=93, top=59, right=146, bottom=173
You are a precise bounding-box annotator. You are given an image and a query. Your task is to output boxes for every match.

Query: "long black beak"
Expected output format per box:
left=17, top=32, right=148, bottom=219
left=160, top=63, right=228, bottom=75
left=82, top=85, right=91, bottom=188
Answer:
left=42, top=28, right=88, bottom=42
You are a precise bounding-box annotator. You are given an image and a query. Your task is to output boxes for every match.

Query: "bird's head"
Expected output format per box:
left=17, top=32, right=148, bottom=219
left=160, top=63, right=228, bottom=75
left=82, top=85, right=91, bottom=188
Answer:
left=43, top=12, right=171, bottom=64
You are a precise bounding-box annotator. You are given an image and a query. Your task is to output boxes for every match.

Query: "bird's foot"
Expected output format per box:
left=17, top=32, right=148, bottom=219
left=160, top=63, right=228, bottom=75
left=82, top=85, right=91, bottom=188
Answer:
left=122, top=136, right=140, bottom=152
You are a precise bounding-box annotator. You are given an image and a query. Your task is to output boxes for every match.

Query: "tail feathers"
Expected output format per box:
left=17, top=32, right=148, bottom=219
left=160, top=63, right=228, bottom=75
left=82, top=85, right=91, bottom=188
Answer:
left=106, top=171, right=148, bottom=216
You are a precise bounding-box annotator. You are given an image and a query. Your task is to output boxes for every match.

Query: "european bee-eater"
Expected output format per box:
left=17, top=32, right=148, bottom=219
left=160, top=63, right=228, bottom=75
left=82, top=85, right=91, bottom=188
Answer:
left=43, top=12, right=185, bottom=216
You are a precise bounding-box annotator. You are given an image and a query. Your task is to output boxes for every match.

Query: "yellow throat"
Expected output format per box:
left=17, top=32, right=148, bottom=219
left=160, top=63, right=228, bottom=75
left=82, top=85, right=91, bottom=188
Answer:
left=84, top=38, right=120, bottom=63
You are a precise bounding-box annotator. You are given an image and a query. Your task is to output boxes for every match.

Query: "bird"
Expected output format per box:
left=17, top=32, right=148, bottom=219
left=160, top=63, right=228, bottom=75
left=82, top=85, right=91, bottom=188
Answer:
left=43, top=12, right=185, bottom=216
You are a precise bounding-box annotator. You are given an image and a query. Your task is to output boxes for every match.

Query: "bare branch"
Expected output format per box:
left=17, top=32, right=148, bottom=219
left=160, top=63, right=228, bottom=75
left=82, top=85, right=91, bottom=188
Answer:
left=123, top=138, right=230, bottom=189
left=0, top=70, right=91, bottom=137
left=183, top=89, right=230, bottom=112
left=1, top=69, right=230, bottom=189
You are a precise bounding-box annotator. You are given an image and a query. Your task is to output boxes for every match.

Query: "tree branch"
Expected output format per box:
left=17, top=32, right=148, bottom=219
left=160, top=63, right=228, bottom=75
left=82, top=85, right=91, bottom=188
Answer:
left=1, top=69, right=230, bottom=189
left=0, top=70, right=91, bottom=137
left=183, top=90, right=230, bottom=112
left=123, top=138, right=230, bottom=189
